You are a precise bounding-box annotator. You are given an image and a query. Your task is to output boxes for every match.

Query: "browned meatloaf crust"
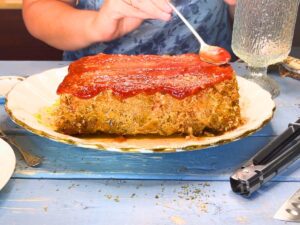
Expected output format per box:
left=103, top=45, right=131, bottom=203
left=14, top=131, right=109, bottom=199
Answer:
left=50, top=53, right=241, bottom=136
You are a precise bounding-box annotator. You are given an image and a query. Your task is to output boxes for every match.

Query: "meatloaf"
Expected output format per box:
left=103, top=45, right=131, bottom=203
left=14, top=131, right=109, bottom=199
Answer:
left=50, top=53, right=241, bottom=136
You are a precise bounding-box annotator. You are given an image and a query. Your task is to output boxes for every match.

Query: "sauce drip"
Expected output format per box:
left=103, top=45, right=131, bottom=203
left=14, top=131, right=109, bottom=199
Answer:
left=57, top=53, right=233, bottom=99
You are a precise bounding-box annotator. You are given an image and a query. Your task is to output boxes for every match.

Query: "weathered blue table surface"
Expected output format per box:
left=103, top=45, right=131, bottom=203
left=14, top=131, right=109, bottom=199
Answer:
left=0, top=61, right=299, bottom=225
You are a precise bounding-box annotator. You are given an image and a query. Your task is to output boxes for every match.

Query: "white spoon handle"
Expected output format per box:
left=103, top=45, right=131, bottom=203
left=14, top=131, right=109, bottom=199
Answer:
left=169, top=2, right=207, bottom=48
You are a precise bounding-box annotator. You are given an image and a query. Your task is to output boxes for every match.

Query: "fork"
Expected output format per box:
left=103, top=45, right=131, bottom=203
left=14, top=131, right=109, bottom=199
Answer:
left=0, top=129, right=42, bottom=167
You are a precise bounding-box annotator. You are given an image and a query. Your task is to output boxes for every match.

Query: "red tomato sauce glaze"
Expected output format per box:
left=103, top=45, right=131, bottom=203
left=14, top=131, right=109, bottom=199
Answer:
left=57, top=53, right=233, bottom=100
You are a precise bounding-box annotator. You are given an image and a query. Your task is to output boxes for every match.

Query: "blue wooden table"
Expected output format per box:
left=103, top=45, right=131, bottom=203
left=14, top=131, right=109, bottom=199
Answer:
left=0, top=61, right=299, bottom=225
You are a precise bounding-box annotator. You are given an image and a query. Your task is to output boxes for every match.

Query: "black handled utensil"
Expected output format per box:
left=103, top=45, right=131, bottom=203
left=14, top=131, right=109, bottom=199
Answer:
left=230, top=118, right=300, bottom=196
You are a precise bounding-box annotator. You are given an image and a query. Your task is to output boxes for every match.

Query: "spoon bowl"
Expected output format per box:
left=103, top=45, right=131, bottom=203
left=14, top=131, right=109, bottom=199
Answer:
left=199, top=45, right=232, bottom=66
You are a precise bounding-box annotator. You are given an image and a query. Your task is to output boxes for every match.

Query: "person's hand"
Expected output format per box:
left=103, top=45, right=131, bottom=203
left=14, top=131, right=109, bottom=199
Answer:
left=92, top=0, right=172, bottom=41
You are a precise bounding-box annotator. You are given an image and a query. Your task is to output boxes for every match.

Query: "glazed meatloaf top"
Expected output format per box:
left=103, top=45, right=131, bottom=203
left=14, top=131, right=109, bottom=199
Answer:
left=57, top=53, right=234, bottom=99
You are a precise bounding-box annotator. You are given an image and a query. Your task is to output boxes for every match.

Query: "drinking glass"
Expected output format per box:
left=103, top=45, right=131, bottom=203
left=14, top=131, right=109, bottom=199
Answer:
left=232, top=0, right=300, bottom=98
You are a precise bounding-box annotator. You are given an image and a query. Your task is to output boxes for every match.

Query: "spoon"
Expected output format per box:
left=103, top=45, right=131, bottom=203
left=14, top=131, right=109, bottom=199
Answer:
left=169, top=3, right=231, bottom=65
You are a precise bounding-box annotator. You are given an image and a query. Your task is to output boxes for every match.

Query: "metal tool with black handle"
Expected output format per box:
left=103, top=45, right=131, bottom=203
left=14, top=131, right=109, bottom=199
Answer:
left=230, top=118, right=300, bottom=196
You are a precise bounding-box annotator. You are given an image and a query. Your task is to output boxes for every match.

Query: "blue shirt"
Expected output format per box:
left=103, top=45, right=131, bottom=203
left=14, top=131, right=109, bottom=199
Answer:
left=63, top=0, right=232, bottom=60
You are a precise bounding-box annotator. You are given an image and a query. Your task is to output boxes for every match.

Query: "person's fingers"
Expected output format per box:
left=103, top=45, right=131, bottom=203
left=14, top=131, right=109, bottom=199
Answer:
left=131, top=0, right=172, bottom=21
left=121, top=1, right=153, bottom=19
left=120, top=17, right=144, bottom=34
left=150, top=0, right=172, bottom=14
left=106, top=0, right=151, bottom=20
left=102, top=0, right=171, bottom=21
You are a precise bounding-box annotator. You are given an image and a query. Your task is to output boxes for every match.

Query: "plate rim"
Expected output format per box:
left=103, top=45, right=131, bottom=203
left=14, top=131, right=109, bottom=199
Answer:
left=5, top=105, right=275, bottom=153
left=4, top=68, right=276, bottom=153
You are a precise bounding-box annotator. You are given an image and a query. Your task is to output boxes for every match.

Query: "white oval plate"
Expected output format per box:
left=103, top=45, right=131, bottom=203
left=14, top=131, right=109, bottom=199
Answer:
left=0, top=138, right=16, bottom=190
left=5, top=67, right=275, bottom=153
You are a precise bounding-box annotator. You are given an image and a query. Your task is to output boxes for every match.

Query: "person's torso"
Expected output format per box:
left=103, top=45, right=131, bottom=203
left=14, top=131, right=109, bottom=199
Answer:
left=63, top=0, right=232, bottom=60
